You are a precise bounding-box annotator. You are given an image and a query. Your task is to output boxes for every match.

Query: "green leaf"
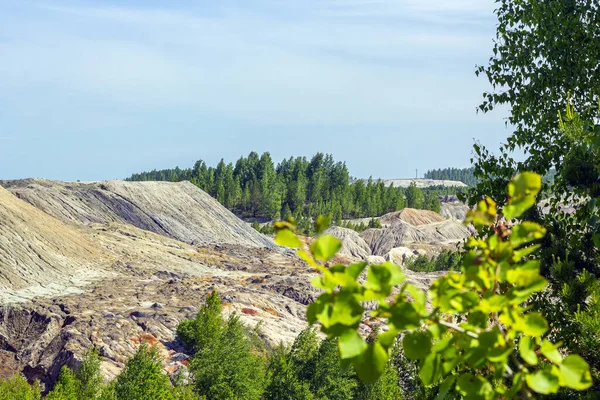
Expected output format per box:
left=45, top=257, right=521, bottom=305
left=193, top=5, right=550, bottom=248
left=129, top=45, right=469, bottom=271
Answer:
left=504, top=172, right=542, bottom=219
left=487, top=346, right=513, bottom=363
left=506, top=260, right=541, bottom=287
left=435, top=375, right=456, bottom=400
left=307, top=294, right=330, bottom=324
left=526, top=368, right=559, bottom=394
left=402, top=331, right=432, bottom=360
left=419, top=353, right=443, bottom=386
left=346, top=262, right=368, bottom=280
left=539, top=339, right=562, bottom=364
left=310, top=234, right=342, bottom=261
left=297, top=249, right=318, bottom=268
left=465, top=197, right=497, bottom=228
left=339, top=330, right=367, bottom=360
left=378, top=327, right=400, bottom=350
left=509, top=222, right=546, bottom=247
left=559, top=355, right=593, bottom=390
left=390, top=302, right=421, bottom=330
left=519, top=336, right=537, bottom=365
left=405, top=284, right=427, bottom=313
left=366, top=263, right=405, bottom=291
left=275, top=229, right=302, bottom=248
left=353, top=342, right=388, bottom=384
left=273, top=219, right=297, bottom=231
left=456, top=374, right=494, bottom=399
left=326, top=291, right=364, bottom=331
left=521, top=313, right=548, bottom=337
left=592, top=233, right=600, bottom=248
left=314, top=214, right=332, bottom=235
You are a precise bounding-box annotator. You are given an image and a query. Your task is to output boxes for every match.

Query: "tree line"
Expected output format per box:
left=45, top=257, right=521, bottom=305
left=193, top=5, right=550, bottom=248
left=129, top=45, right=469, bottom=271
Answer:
left=126, top=152, right=446, bottom=224
left=423, top=167, right=476, bottom=186
left=0, top=290, right=417, bottom=400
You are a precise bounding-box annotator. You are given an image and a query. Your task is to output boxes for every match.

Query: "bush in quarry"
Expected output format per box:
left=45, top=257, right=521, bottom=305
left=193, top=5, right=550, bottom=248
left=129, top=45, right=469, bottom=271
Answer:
left=107, top=344, right=174, bottom=400
left=405, top=250, right=462, bottom=273
left=264, top=327, right=401, bottom=400
left=45, top=347, right=104, bottom=400
left=178, top=290, right=267, bottom=400
left=0, top=374, right=41, bottom=400
left=275, top=172, right=594, bottom=398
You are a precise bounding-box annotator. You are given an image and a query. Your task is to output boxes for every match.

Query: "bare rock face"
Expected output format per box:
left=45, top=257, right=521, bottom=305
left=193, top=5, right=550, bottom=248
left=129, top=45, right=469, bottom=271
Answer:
left=0, top=181, right=312, bottom=389
left=0, top=178, right=468, bottom=391
left=385, top=247, right=416, bottom=266
left=379, top=208, right=446, bottom=226
left=0, top=185, right=109, bottom=301
left=440, top=201, right=470, bottom=220
left=360, top=220, right=470, bottom=257
left=324, top=226, right=371, bottom=260
left=1, top=179, right=273, bottom=249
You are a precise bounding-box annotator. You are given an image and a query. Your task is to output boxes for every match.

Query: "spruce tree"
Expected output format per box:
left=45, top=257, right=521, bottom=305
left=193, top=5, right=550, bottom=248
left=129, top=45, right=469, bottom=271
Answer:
left=112, top=345, right=173, bottom=400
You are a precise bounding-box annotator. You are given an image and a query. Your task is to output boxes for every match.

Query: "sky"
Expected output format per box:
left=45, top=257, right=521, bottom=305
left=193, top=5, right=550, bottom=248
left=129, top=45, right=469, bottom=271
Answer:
left=0, top=0, right=511, bottom=181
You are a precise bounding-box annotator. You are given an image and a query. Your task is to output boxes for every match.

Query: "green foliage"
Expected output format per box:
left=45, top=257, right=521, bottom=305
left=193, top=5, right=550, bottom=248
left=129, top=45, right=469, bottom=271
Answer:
left=46, top=367, right=79, bottom=400
left=178, top=290, right=266, bottom=400
left=127, top=152, right=455, bottom=222
left=112, top=344, right=174, bottom=400
left=469, top=3, right=600, bottom=387
left=424, top=167, right=477, bottom=186
left=405, top=183, right=424, bottom=209
left=404, top=250, right=462, bottom=273
left=423, top=192, right=441, bottom=213
left=277, top=173, right=593, bottom=398
left=0, top=375, right=41, bottom=400
left=310, top=338, right=358, bottom=400
left=264, top=346, right=315, bottom=400
left=76, top=347, right=104, bottom=400
left=367, top=218, right=381, bottom=229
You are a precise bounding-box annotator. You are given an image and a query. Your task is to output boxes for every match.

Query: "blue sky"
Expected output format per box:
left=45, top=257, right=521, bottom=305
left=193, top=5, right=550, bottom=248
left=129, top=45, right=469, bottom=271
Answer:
left=0, top=0, right=510, bottom=181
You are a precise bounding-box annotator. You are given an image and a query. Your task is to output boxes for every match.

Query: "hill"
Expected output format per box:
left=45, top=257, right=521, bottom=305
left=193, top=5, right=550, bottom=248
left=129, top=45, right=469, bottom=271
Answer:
left=0, top=185, right=109, bottom=302
left=1, top=179, right=273, bottom=248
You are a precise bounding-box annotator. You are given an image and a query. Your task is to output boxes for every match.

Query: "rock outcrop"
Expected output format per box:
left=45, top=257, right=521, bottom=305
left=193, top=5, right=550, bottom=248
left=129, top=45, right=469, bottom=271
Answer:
left=0, top=178, right=471, bottom=390
left=384, top=247, right=417, bottom=266
left=379, top=208, right=446, bottom=226
left=440, top=201, right=470, bottom=220
left=0, top=180, right=312, bottom=388
left=0, top=185, right=109, bottom=301
left=1, top=179, right=273, bottom=249
left=362, top=220, right=470, bottom=256
left=324, top=226, right=371, bottom=260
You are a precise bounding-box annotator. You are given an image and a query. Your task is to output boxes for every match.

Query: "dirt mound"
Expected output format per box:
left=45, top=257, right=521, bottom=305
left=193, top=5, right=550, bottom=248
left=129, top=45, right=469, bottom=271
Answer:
left=324, top=227, right=371, bottom=260
left=0, top=185, right=109, bottom=300
left=360, top=220, right=470, bottom=256
left=440, top=201, right=470, bottom=220
left=379, top=208, right=446, bottom=226
left=2, top=179, right=273, bottom=249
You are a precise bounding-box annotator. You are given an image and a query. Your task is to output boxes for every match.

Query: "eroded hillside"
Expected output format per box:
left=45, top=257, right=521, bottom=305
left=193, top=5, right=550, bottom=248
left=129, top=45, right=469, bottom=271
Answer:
left=0, top=179, right=462, bottom=391
left=1, top=179, right=273, bottom=248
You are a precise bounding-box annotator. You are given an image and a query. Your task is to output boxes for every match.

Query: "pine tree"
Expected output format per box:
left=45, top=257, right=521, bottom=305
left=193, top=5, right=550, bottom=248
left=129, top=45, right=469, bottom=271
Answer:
left=310, top=339, right=357, bottom=400
left=405, top=183, right=424, bottom=209
left=46, top=367, right=79, bottom=400
left=263, top=347, right=314, bottom=400
left=0, top=375, right=42, bottom=400
left=178, top=291, right=266, bottom=400
left=112, top=345, right=173, bottom=400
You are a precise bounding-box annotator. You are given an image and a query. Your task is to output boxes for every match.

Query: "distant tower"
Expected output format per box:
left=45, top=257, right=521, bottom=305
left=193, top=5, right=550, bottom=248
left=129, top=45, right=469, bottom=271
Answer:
left=415, top=169, right=418, bottom=179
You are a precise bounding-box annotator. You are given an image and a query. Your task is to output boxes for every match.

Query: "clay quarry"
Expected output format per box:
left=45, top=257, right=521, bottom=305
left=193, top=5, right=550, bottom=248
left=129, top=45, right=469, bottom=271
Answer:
left=0, top=179, right=470, bottom=389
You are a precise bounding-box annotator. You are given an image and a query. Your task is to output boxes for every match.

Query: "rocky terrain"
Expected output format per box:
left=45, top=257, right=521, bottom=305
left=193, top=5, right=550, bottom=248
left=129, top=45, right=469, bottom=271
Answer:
left=1, top=179, right=273, bottom=248
left=0, top=179, right=461, bottom=390
left=340, top=207, right=472, bottom=265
